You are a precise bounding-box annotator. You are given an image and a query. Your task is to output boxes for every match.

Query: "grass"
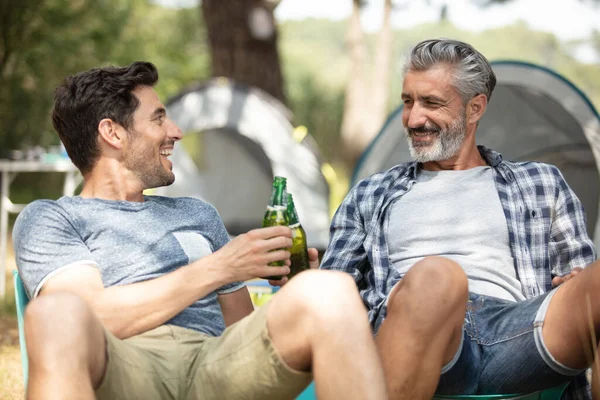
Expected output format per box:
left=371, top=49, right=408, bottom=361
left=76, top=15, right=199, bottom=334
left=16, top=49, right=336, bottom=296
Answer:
left=0, top=286, right=24, bottom=399
left=1, top=273, right=17, bottom=318
left=0, top=344, right=24, bottom=399
left=0, top=240, right=25, bottom=399
left=1, top=234, right=17, bottom=318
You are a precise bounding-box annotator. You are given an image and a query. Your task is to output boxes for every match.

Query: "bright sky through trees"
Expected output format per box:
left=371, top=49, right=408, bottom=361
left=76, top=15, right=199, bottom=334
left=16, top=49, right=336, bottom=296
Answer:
left=154, top=0, right=599, bottom=42
left=275, top=0, right=599, bottom=40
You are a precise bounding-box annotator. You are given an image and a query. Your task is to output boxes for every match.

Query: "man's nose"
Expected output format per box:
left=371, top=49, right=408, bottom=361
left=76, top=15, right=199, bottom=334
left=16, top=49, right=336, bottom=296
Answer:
left=168, top=119, right=183, bottom=141
left=405, top=104, right=428, bottom=128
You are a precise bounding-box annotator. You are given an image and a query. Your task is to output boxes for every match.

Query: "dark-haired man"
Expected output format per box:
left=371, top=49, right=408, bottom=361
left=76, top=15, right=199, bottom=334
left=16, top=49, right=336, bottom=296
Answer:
left=13, top=62, right=387, bottom=400
left=321, top=38, right=598, bottom=399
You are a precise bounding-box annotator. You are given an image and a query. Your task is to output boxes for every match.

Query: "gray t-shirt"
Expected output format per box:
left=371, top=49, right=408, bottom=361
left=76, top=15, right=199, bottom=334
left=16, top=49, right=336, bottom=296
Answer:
left=387, top=166, right=525, bottom=302
left=13, top=195, right=245, bottom=337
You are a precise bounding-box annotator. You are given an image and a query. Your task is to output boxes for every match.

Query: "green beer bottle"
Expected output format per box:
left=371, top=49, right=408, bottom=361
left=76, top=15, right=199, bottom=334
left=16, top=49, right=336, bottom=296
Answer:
left=286, top=193, right=310, bottom=279
left=262, top=176, right=289, bottom=280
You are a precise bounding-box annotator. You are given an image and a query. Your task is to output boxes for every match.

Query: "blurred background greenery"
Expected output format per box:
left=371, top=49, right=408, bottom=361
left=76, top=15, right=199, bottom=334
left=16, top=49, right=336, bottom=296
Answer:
left=1, top=0, right=600, bottom=205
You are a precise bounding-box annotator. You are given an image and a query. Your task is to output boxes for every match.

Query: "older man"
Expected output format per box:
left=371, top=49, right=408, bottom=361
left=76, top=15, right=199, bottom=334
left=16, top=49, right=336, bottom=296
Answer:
left=321, top=38, right=598, bottom=399
left=13, top=61, right=387, bottom=400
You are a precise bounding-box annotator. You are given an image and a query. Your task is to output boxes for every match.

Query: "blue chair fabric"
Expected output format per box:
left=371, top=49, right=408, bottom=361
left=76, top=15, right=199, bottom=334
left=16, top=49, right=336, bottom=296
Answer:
left=13, top=270, right=29, bottom=388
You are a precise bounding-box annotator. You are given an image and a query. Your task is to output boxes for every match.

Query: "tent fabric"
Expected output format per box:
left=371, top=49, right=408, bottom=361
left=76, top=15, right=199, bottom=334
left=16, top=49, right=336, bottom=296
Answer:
left=351, top=61, right=600, bottom=250
left=156, top=78, right=331, bottom=250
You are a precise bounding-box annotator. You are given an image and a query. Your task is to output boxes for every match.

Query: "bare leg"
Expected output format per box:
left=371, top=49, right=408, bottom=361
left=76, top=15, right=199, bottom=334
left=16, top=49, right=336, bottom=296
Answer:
left=24, top=292, right=107, bottom=400
left=267, top=269, right=387, bottom=400
left=543, top=260, right=600, bottom=370
left=376, top=257, right=468, bottom=400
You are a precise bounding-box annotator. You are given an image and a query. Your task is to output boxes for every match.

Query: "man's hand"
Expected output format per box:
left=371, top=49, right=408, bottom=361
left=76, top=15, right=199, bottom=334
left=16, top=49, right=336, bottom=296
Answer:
left=551, top=267, right=583, bottom=288
left=268, top=247, right=320, bottom=286
left=208, top=226, right=292, bottom=283
left=307, top=247, right=320, bottom=269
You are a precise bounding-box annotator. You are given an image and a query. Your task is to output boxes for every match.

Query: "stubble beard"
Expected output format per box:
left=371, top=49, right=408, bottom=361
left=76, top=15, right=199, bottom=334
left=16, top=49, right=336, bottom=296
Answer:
left=405, top=112, right=467, bottom=163
left=124, top=132, right=176, bottom=189
left=139, top=162, right=175, bottom=189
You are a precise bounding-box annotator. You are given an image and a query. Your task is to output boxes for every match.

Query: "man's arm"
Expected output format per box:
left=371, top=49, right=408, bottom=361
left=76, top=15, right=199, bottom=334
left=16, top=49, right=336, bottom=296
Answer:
left=320, top=184, right=369, bottom=282
left=217, top=247, right=322, bottom=327
left=38, top=227, right=292, bottom=339
left=42, top=260, right=225, bottom=338
left=218, top=287, right=254, bottom=327
left=549, top=167, right=597, bottom=281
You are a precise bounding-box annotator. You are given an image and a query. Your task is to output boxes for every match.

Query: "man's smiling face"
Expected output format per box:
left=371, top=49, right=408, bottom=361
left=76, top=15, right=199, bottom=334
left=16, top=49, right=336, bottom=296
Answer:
left=401, top=65, right=468, bottom=163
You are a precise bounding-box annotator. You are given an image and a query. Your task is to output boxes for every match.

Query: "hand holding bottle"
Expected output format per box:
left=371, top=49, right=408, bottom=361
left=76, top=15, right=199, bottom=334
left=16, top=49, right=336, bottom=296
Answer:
left=268, top=247, right=319, bottom=286
left=285, top=193, right=310, bottom=280
left=210, top=226, right=292, bottom=282
left=262, top=176, right=291, bottom=280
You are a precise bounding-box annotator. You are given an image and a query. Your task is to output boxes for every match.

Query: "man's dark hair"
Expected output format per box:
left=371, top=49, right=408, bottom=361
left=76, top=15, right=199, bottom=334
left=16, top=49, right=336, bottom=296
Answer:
left=52, top=61, right=159, bottom=174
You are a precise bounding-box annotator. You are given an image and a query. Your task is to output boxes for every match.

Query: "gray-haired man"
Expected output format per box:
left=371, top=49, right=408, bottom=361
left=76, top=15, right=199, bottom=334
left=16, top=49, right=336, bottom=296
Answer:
left=321, top=38, right=598, bottom=399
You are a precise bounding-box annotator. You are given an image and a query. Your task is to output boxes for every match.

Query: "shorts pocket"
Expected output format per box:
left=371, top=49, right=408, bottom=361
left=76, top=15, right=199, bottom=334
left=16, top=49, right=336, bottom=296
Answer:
left=465, top=294, right=536, bottom=346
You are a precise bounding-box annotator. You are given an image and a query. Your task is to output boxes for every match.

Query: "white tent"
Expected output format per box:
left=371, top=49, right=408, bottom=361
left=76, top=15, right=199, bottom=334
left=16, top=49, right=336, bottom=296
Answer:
left=156, top=78, right=331, bottom=250
left=351, top=61, right=600, bottom=249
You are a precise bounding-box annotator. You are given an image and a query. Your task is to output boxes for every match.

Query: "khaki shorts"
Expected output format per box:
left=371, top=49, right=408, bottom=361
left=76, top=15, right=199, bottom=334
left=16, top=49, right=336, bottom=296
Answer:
left=95, top=303, right=313, bottom=400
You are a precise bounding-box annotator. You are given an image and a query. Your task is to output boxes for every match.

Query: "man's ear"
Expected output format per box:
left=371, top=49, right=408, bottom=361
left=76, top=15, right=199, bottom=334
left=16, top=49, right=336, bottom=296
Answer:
left=98, top=118, right=124, bottom=150
left=467, top=94, right=488, bottom=125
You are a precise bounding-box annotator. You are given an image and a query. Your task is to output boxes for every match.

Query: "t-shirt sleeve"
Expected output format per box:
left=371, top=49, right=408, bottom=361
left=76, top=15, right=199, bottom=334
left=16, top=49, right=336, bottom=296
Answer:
left=200, top=202, right=246, bottom=294
left=12, top=200, right=97, bottom=298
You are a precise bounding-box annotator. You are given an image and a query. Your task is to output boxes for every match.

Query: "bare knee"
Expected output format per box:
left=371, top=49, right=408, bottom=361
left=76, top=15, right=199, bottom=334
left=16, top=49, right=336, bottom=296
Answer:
left=388, top=257, right=468, bottom=320
left=25, top=292, right=101, bottom=359
left=281, top=270, right=366, bottom=327
left=267, top=270, right=371, bottom=372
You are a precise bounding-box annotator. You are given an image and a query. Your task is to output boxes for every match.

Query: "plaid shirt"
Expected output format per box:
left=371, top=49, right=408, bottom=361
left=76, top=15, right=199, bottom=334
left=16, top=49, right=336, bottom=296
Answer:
left=321, top=146, right=596, bottom=399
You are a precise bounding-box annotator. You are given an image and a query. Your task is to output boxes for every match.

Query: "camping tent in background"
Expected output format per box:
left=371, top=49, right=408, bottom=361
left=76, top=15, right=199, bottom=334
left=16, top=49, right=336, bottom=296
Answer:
left=156, top=78, right=331, bottom=251
left=351, top=61, right=600, bottom=250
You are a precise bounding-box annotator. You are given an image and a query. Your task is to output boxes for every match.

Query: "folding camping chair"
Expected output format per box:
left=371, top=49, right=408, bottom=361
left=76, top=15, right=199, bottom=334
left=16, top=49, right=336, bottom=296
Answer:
left=432, top=385, right=569, bottom=400
left=296, top=382, right=568, bottom=400
left=13, top=270, right=29, bottom=388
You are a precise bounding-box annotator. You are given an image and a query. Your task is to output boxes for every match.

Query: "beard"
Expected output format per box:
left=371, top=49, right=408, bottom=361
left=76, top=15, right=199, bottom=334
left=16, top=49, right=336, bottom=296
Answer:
left=405, top=111, right=467, bottom=163
left=124, top=133, right=176, bottom=189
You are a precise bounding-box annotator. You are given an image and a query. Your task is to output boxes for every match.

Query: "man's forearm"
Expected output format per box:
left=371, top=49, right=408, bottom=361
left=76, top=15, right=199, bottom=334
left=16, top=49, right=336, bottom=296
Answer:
left=91, top=259, right=228, bottom=339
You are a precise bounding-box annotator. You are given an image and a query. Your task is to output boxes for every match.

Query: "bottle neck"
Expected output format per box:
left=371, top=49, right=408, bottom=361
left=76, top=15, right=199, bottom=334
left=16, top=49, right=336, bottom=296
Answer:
left=287, top=208, right=299, bottom=225
left=286, top=195, right=300, bottom=225
left=269, top=186, right=286, bottom=206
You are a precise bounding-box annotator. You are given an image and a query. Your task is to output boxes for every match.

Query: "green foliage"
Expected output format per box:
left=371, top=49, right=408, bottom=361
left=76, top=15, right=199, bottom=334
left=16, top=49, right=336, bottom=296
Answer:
left=0, top=0, right=133, bottom=153
left=2, top=1, right=599, bottom=180
left=0, top=0, right=210, bottom=155
left=279, top=19, right=349, bottom=163
left=106, top=0, right=211, bottom=100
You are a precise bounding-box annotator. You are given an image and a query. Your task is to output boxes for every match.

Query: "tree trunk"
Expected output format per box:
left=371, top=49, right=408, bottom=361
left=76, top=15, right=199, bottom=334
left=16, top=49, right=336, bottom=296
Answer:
left=340, top=0, right=369, bottom=166
left=368, top=0, right=393, bottom=139
left=340, top=0, right=394, bottom=167
left=201, top=0, right=286, bottom=105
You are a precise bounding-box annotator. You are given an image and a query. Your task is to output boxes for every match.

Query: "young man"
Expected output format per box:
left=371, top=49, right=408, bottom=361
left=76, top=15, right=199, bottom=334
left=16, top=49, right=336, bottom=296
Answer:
left=321, top=38, right=599, bottom=399
left=13, top=62, right=387, bottom=400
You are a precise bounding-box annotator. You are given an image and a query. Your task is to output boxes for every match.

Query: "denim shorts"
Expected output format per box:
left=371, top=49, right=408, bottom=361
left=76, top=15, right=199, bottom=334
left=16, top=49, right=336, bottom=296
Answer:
left=435, top=290, right=586, bottom=395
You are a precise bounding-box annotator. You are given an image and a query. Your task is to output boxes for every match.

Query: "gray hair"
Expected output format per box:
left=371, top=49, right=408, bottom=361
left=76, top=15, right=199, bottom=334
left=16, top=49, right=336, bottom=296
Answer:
left=403, top=39, right=496, bottom=104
